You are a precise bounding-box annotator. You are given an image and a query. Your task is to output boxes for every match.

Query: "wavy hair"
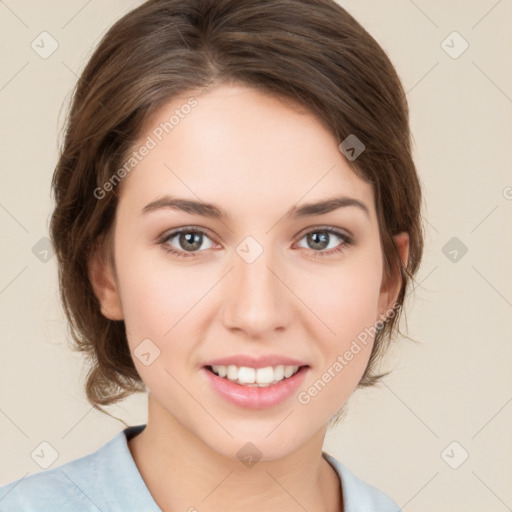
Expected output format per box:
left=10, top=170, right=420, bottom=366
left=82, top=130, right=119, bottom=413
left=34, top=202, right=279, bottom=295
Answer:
left=49, top=0, right=424, bottom=423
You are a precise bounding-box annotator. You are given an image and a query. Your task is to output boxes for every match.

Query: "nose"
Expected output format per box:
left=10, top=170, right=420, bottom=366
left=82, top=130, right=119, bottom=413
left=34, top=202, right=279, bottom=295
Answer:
left=221, top=243, right=293, bottom=339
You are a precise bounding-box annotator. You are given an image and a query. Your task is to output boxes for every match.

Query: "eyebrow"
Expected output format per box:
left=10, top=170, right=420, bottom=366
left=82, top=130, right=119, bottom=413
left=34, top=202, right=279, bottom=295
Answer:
left=141, top=195, right=370, bottom=220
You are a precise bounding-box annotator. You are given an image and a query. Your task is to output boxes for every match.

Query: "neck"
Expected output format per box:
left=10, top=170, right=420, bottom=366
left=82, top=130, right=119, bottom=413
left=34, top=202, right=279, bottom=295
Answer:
left=128, top=394, right=343, bottom=512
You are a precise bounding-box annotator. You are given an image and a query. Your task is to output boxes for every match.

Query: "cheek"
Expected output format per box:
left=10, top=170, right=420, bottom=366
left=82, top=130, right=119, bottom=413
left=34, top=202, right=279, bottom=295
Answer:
left=303, top=254, right=383, bottom=341
left=116, top=266, right=196, bottom=401
left=116, top=243, right=202, bottom=335
left=115, top=247, right=212, bottom=376
left=294, top=254, right=383, bottom=413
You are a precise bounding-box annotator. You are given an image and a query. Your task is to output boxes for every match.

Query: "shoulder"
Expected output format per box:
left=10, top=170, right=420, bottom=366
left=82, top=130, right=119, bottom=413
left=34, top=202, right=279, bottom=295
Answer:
left=0, top=425, right=154, bottom=512
left=322, top=452, right=400, bottom=512
left=0, top=446, right=102, bottom=512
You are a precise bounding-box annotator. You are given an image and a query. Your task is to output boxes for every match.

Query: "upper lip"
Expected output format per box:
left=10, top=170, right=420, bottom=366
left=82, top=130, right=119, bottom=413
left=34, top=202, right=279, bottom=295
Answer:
left=202, top=354, right=309, bottom=369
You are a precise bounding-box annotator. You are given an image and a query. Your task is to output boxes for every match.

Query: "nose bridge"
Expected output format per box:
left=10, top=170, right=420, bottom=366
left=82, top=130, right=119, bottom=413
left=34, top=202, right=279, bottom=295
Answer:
left=221, top=236, right=291, bottom=336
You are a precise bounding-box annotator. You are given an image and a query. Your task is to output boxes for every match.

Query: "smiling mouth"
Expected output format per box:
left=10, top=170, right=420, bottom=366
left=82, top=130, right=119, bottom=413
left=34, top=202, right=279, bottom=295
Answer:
left=205, top=364, right=309, bottom=387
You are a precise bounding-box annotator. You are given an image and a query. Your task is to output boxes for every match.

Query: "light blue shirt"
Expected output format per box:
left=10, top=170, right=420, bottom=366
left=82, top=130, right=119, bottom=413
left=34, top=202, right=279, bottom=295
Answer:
left=0, top=424, right=400, bottom=511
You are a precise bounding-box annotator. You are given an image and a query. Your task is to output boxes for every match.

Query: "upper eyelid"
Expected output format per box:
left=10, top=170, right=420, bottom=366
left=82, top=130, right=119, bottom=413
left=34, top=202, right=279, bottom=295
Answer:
left=161, top=226, right=219, bottom=244
left=160, top=225, right=352, bottom=247
left=294, top=225, right=352, bottom=240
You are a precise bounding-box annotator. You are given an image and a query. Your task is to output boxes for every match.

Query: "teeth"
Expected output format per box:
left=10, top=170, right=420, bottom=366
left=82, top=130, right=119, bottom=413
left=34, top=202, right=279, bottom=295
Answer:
left=210, top=364, right=301, bottom=387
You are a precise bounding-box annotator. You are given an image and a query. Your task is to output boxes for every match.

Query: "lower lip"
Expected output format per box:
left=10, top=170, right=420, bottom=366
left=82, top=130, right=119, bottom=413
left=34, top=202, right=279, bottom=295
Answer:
left=202, top=366, right=309, bottom=410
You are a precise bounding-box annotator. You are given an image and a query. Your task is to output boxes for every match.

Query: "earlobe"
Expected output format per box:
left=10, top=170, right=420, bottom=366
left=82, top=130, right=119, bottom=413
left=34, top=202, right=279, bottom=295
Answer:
left=88, top=246, right=124, bottom=321
left=394, top=231, right=410, bottom=269
left=378, top=231, right=410, bottom=321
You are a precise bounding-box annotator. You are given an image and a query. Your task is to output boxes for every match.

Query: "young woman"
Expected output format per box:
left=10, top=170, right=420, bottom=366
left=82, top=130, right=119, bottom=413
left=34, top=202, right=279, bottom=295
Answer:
left=0, top=0, right=423, bottom=510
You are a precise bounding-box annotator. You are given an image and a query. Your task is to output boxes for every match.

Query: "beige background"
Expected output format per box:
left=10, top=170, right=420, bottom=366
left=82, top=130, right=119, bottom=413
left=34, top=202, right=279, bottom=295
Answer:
left=1, top=1, right=511, bottom=511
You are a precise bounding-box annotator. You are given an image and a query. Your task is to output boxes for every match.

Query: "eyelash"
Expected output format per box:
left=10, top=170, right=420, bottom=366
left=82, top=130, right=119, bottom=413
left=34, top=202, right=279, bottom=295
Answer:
left=159, top=227, right=354, bottom=259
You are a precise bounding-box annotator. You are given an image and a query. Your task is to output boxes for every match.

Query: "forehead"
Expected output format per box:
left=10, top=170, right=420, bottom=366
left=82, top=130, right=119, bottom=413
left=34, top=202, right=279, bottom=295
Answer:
left=118, top=83, right=376, bottom=222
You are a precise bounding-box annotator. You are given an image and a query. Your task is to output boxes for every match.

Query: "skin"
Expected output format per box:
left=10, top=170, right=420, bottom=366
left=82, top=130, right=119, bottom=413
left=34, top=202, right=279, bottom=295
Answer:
left=89, top=82, right=409, bottom=512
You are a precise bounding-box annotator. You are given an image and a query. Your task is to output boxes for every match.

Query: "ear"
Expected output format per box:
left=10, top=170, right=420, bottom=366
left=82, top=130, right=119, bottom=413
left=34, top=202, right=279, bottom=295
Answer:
left=88, top=245, right=124, bottom=321
left=377, top=231, right=409, bottom=320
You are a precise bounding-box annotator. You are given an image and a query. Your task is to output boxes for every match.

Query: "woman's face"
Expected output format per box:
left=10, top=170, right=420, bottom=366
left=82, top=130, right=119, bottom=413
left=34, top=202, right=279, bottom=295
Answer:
left=94, top=83, right=408, bottom=460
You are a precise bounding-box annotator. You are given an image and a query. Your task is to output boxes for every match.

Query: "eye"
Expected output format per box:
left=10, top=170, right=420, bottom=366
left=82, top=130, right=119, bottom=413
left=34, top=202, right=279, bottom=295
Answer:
left=159, top=226, right=354, bottom=259
left=160, top=228, right=216, bottom=258
left=295, top=227, right=353, bottom=257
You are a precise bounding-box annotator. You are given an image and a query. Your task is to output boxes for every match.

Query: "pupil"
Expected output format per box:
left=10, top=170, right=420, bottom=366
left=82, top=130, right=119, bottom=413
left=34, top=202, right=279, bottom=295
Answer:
left=308, top=231, right=328, bottom=250
left=181, top=232, right=202, bottom=251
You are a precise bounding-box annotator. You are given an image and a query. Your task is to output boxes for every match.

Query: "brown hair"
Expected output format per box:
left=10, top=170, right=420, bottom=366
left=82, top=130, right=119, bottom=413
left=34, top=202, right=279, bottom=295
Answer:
left=50, top=0, right=424, bottom=421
